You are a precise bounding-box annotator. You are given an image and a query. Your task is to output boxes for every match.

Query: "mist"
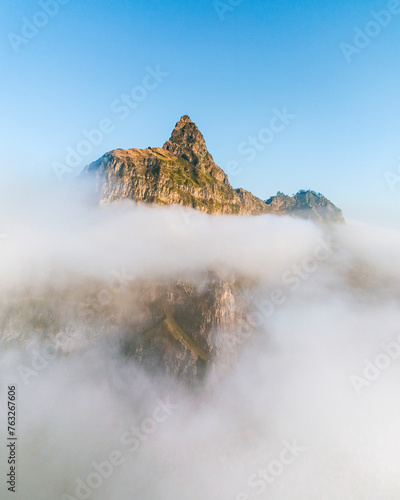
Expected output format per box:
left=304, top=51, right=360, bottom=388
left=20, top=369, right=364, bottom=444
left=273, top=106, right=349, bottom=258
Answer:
left=1, top=182, right=400, bottom=500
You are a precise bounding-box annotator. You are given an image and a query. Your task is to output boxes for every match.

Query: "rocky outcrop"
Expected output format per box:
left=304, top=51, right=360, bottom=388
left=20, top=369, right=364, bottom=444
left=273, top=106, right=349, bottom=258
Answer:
left=265, top=190, right=345, bottom=224
left=1, top=273, right=255, bottom=380
left=83, top=116, right=270, bottom=215
left=163, top=115, right=229, bottom=185
left=119, top=274, right=252, bottom=379
left=81, top=116, right=344, bottom=223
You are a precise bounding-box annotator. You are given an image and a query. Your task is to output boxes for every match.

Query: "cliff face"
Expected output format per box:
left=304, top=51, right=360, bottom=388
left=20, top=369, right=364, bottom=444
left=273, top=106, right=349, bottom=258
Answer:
left=118, top=273, right=252, bottom=379
left=1, top=273, right=254, bottom=380
left=83, top=116, right=270, bottom=215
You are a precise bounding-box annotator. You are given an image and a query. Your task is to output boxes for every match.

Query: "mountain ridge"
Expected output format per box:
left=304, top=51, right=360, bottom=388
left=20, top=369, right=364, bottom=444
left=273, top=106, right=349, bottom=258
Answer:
left=81, top=115, right=344, bottom=223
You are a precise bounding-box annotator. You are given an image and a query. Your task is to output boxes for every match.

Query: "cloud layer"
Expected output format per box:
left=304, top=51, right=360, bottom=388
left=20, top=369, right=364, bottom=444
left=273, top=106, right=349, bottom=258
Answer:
left=1, top=183, right=400, bottom=499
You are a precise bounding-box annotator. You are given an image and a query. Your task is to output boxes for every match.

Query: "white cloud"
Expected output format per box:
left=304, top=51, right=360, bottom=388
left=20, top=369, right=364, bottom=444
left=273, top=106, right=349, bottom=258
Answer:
left=0, top=181, right=399, bottom=499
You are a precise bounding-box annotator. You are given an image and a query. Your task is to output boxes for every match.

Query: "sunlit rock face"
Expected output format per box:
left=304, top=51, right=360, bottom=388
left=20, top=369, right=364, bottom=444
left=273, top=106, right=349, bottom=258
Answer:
left=81, top=115, right=344, bottom=223
left=82, top=116, right=270, bottom=215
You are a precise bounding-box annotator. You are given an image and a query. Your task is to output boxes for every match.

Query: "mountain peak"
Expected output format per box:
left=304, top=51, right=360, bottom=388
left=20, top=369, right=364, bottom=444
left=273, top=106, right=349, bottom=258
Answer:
left=81, top=117, right=344, bottom=223
left=265, top=190, right=344, bottom=224
left=163, top=115, right=208, bottom=163
left=163, top=116, right=230, bottom=184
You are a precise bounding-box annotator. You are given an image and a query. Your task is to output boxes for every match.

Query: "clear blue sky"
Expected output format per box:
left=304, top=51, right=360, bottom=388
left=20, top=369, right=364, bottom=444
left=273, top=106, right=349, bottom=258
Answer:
left=1, top=0, right=400, bottom=227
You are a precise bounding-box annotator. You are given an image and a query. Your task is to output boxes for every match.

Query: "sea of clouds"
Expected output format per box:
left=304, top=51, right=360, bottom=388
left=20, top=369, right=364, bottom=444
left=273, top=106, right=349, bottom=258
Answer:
left=1, top=181, right=400, bottom=500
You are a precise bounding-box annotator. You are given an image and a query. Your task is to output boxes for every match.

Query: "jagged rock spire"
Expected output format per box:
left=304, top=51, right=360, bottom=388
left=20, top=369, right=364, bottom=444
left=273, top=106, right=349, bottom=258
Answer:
left=163, top=116, right=230, bottom=185
left=163, top=116, right=211, bottom=165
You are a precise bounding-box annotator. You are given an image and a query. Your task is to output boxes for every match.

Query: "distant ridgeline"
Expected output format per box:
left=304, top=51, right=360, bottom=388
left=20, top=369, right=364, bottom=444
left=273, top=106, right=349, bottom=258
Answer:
left=81, top=115, right=344, bottom=224
left=265, top=190, right=344, bottom=224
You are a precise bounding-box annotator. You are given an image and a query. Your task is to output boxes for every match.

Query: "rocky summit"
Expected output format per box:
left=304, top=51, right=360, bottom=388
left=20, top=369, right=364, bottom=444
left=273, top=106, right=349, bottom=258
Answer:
left=81, top=116, right=343, bottom=223
left=265, top=190, right=344, bottom=224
